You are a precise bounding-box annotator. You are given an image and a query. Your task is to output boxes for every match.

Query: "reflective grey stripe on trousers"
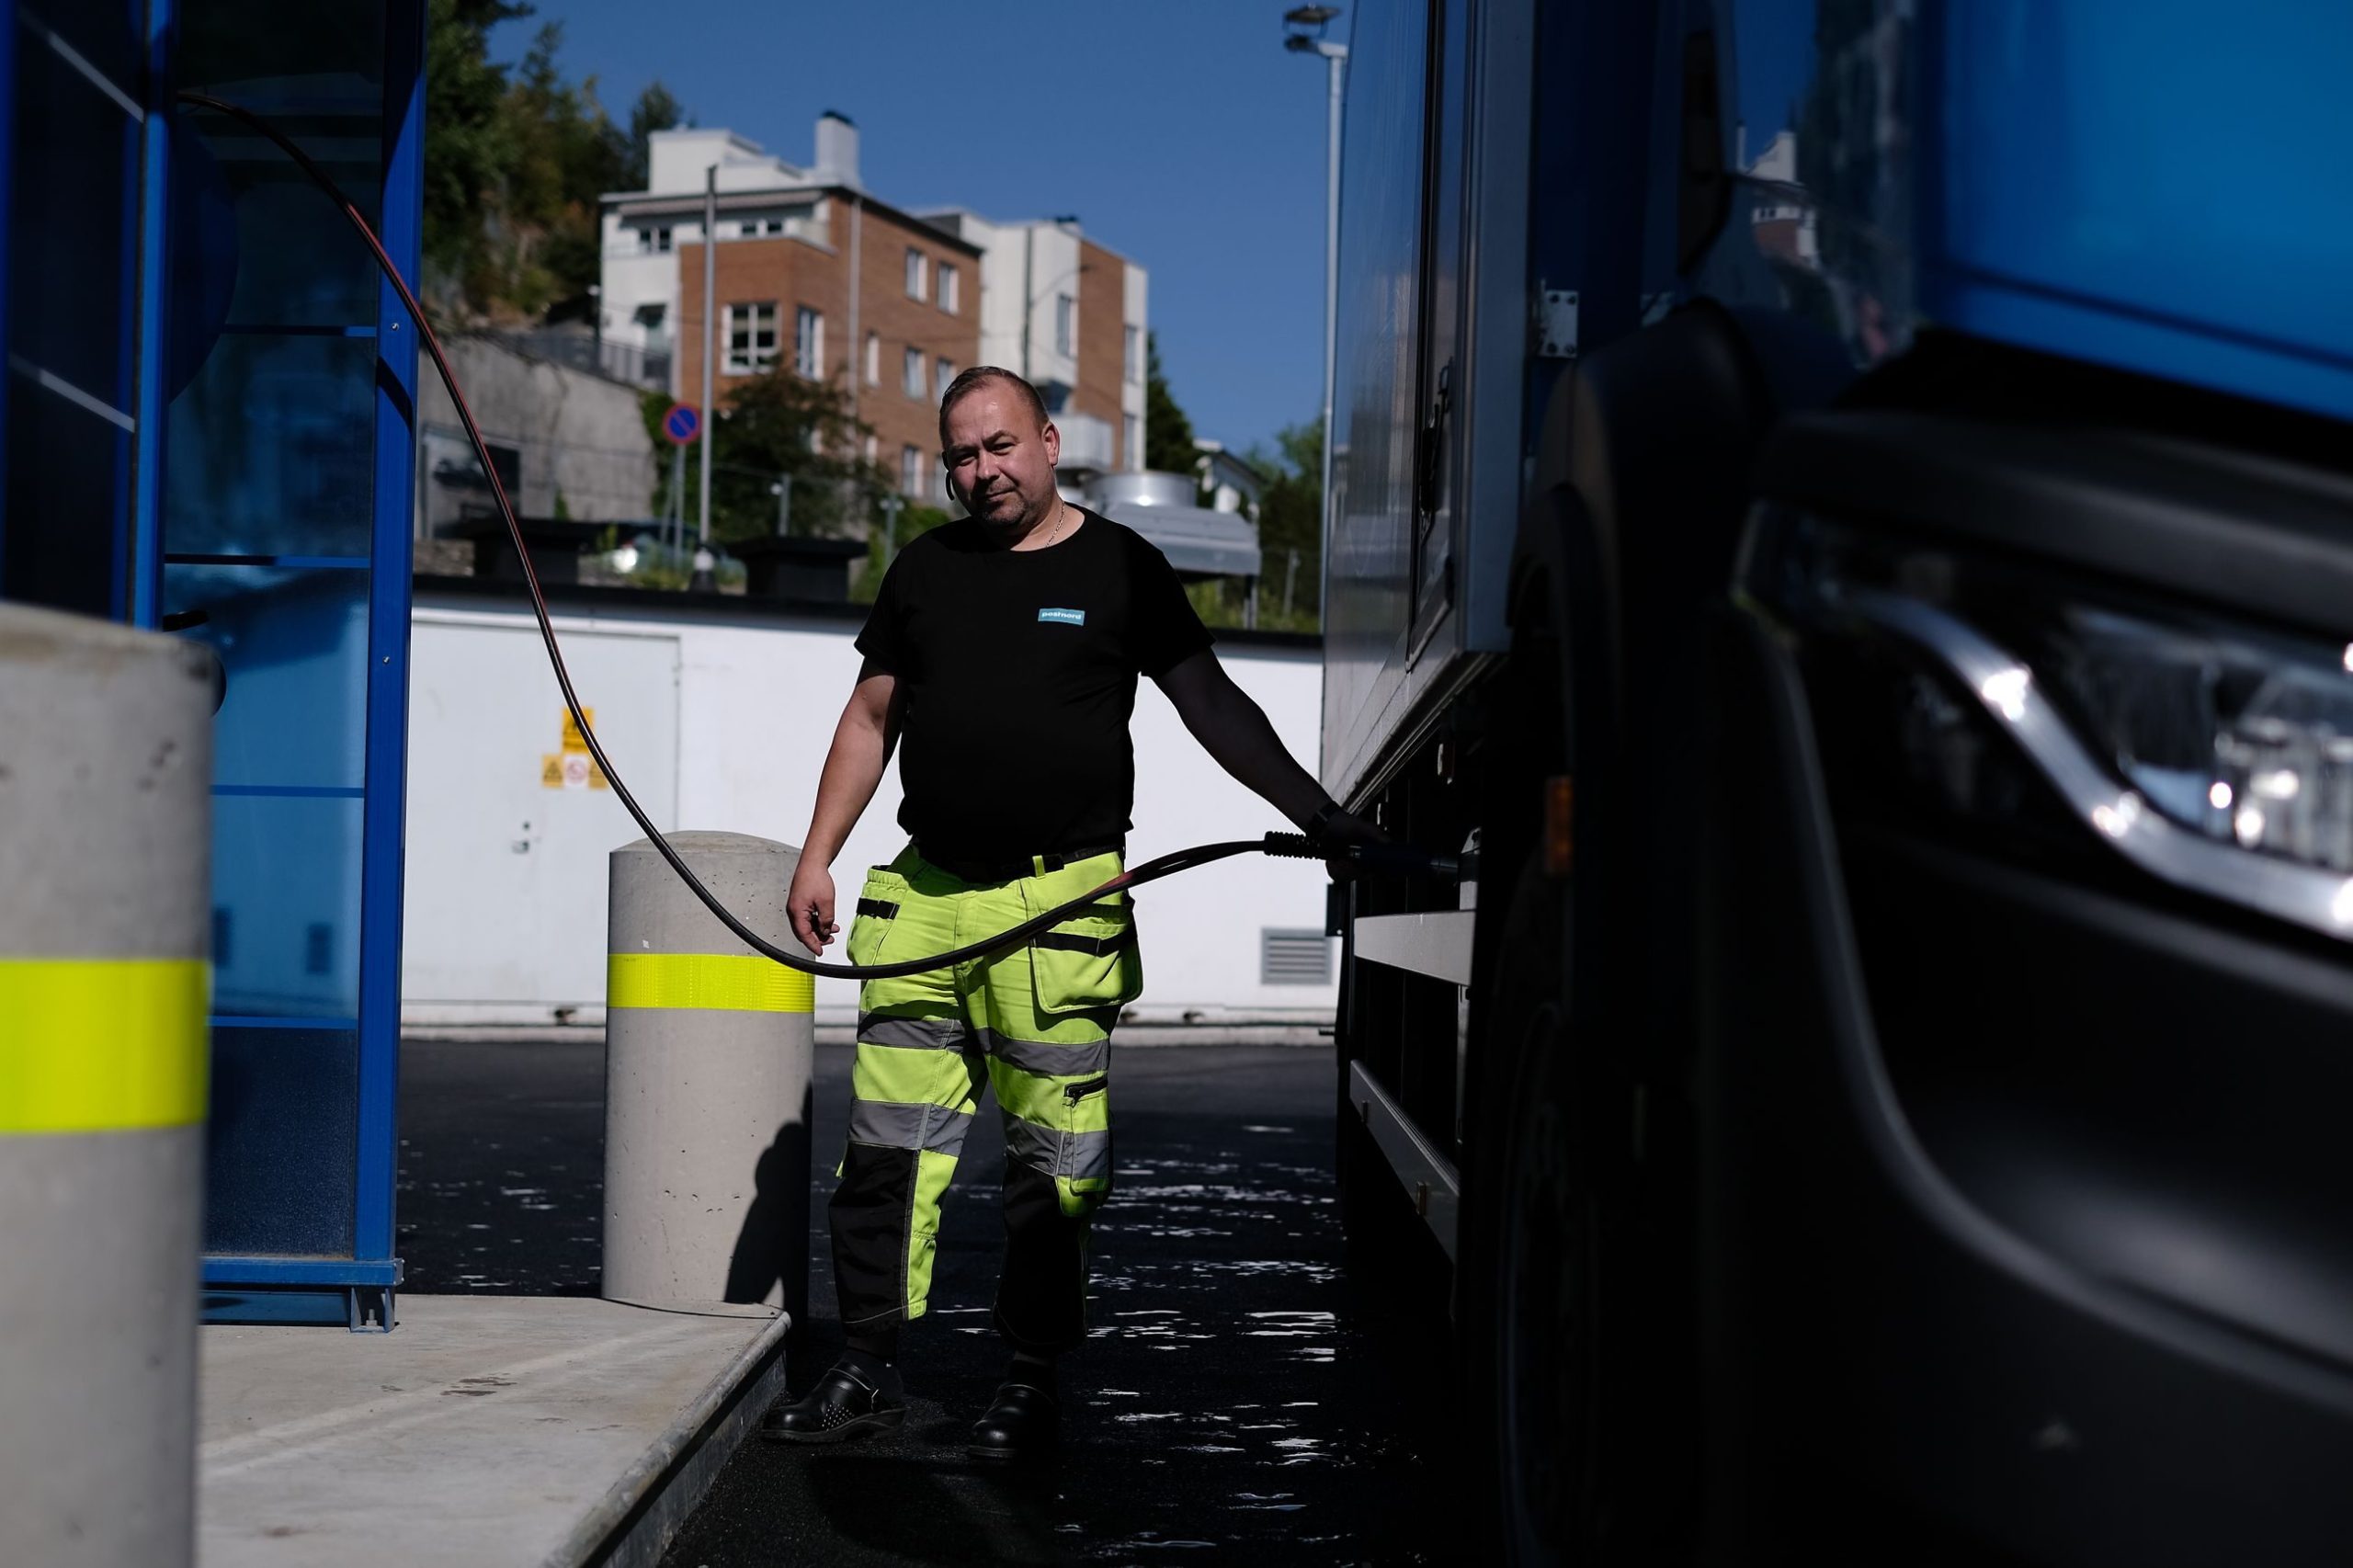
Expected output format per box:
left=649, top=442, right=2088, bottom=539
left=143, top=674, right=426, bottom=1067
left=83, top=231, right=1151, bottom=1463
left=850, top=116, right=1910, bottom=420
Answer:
left=848, top=1098, right=975, bottom=1155
left=858, top=1014, right=969, bottom=1052
left=859, top=1012, right=1112, bottom=1078
left=1005, top=1116, right=1113, bottom=1183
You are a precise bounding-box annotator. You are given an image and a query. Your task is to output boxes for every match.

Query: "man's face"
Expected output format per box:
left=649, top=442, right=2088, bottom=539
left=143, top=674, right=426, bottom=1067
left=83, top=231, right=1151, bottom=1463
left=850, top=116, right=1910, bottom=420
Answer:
left=941, top=386, right=1060, bottom=529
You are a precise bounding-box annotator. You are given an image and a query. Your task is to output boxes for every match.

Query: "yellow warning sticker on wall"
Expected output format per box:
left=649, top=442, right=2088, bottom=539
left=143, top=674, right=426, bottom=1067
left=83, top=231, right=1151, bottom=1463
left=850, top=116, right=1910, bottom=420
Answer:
left=541, top=753, right=609, bottom=790
left=560, top=708, right=596, bottom=752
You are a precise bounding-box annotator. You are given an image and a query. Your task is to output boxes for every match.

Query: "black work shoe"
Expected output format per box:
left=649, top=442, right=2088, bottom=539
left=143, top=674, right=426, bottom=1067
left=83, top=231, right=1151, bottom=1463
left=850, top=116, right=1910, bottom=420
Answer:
left=759, top=1364, right=906, bottom=1445
left=967, top=1381, right=1059, bottom=1460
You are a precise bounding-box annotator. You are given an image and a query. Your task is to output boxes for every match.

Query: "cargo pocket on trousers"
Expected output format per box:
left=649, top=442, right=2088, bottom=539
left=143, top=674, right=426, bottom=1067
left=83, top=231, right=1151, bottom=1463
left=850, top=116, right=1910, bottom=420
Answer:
left=1028, top=901, right=1143, bottom=1015
left=1058, top=1074, right=1114, bottom=1216
left=845, top=869, right=906, bottom=968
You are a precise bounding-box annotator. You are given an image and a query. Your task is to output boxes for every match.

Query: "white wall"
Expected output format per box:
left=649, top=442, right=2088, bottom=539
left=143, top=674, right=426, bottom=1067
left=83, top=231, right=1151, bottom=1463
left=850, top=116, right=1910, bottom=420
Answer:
left=598, top=217, right=684, bottom=369
left=1122, top=262, right=1150, bottom=465
left=925, top=210, right=1024, bottom=372
left=647, top=129, right=802, bottom=197
left=402, top=596, right=1336, bottom=1028
left=1025, top=224, right=1082, bottom=397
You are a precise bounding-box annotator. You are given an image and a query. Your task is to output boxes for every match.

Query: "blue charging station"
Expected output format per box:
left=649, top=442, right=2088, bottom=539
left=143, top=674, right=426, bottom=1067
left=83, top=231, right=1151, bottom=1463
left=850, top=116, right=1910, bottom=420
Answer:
left=1, top=0, right=427, bottom=1330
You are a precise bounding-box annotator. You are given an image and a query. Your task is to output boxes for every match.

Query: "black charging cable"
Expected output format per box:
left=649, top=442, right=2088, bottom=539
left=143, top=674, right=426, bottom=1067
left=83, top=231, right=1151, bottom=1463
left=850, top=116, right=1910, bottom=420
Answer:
left=179, top=91, right=1453, bottom=981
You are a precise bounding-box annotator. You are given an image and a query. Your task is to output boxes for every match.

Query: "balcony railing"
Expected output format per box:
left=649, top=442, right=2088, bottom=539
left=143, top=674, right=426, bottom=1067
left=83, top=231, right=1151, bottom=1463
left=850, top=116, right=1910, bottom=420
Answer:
left=1056, top=412, right=1117, bottom=475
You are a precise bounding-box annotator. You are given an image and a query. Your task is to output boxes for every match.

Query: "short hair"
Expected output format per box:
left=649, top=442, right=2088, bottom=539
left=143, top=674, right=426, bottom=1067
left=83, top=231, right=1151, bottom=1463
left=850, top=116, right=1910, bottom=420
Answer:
left=937, top=365, right=1049, bottom=449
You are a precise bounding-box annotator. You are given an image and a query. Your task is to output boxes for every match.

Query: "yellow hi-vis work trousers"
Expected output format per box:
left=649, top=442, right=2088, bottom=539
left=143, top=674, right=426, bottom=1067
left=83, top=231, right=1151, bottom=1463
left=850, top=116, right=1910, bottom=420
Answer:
left=827, top=844, right=1142, bottom=1353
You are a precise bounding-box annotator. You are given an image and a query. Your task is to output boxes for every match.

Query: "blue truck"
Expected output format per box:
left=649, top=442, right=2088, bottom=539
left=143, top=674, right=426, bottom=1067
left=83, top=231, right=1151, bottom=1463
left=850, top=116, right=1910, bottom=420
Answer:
left=1318, top=1, right=2353, bottom=1559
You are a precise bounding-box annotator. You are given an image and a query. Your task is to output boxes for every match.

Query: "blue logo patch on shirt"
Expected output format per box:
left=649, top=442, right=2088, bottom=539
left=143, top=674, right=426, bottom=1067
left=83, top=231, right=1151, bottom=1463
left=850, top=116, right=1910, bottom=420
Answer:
left=1038, top=607, right=1086, bottom=626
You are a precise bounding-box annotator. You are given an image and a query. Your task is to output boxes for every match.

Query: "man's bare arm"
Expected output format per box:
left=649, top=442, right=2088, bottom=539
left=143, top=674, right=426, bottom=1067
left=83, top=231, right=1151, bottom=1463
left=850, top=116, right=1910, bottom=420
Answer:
left=1154, top=649, right=1330, bottom=827
left=1155, top=650, right=1383, bottom=876
left=787, top=659, right=901, bottom=952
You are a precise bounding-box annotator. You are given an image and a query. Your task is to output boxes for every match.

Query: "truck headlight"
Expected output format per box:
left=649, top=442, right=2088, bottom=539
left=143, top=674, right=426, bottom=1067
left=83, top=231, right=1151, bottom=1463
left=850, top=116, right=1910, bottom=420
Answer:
left=1750, top=512, right=2353, bottom=940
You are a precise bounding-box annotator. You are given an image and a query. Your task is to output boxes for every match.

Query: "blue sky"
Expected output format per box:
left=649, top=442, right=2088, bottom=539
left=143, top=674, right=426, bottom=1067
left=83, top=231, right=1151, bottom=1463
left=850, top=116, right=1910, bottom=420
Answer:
left=492, top=0, right=1334, bottom=458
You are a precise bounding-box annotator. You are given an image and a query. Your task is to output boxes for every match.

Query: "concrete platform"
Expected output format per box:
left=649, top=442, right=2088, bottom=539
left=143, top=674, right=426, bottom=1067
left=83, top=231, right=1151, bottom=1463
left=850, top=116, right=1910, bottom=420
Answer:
left=199, top=1295, right=786, bottom=1568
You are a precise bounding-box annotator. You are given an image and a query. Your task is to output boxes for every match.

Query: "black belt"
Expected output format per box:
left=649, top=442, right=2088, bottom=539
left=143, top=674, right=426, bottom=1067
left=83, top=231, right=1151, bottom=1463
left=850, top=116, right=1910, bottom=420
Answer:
left=915, top=840, right=1124, bottom=885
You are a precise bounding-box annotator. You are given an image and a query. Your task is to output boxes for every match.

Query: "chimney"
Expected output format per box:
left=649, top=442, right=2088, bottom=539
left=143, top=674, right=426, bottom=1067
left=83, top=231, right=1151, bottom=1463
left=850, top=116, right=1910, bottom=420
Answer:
left=813, top=111, right=859, bottom=189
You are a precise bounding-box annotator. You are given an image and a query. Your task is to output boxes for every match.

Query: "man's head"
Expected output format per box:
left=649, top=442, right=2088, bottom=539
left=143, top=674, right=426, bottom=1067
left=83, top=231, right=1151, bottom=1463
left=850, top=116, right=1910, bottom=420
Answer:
left=938, top=367, right=1059, bottom=530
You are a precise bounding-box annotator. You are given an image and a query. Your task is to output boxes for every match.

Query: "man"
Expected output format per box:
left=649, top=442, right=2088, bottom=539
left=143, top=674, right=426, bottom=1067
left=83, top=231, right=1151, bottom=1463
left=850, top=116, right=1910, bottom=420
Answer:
left=759, top=366, right=1375, bottom=1460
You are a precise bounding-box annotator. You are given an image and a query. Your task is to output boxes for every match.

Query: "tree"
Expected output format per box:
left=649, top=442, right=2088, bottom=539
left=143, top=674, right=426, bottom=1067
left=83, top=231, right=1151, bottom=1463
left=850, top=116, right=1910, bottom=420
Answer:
left=1142, top=333, right=1199, bottom=475
left=642, top=369, right=892, bottom=546
left=625, top=83, right=687, bottom=187
left=492, top=23, right=631, bottom=321
left=421, top=0, right=529, bottom=311
left=422, top=3, right=685, bottom=323
left=1180, top=416, right=1325, bottom=635
left=1248, top=418, right=1324, bottom=630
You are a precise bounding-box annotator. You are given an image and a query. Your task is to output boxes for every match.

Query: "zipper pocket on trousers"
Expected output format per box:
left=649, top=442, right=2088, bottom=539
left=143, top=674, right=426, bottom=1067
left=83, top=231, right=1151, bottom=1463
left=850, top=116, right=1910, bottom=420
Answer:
left=1062, top=1074, right=1110, bottom=1105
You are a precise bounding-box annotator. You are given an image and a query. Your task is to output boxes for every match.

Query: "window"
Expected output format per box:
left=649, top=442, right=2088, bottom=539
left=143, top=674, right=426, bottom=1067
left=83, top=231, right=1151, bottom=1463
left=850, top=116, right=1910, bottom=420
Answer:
left=1125, top=324, right=1142, bottom=385
left=725, top=302, right=779, bottom=373
left=938, top=263, right=960, bottom=313
left=904, top=347, right=926, bottom=399
left=1124, top=414, right=1140, bottom=468
left=862, top=434, right=878, bottom=465
left=738, top=216, right=785, bottom=238
left=904, top=248, right=927, bottom=300
left=1055, top=293, right=1075, bottom=357
left=901, top=445, right=924, bottom=496
left=864, top=331, right=881, bottom=385
left=639, top=225, right=673, bottom=254
left=632, top=301, right=667, bottom=333
left=936, top=358, right=955, bottom=395
left=794, top=305, right=824, bottom=378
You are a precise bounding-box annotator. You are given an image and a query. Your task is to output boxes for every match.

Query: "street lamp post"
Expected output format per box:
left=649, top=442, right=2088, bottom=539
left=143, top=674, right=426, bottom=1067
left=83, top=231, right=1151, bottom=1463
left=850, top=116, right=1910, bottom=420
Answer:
left=1284, top=7, right=1346, bottom=625
left=699, top=164, right=718, bottom=553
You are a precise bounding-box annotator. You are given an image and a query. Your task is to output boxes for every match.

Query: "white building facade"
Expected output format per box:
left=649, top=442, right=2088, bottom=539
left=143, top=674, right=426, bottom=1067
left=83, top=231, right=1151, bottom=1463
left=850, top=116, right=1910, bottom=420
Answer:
left=597, top=126, right=840, bottom=390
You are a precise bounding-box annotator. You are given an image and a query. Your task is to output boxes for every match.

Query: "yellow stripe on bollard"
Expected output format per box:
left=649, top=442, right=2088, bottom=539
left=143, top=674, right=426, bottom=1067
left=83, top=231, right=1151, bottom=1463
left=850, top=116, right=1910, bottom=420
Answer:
left=0, top=958, right=210, bottom=1132
left=608, top=952, right=816, bottom=1015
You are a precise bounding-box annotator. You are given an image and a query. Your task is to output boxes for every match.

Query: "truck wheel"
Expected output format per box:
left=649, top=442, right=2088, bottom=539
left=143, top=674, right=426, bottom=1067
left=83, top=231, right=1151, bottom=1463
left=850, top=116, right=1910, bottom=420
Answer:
left=1461, top=864, right=1614, bottom=1563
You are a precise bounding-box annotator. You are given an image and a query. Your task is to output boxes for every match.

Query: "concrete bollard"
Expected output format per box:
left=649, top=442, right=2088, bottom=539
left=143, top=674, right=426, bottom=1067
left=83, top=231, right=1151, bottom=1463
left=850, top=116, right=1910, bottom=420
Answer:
left=604, top=832, right=813, bottom=1324
left=0, top=604, right=214, bottom=1568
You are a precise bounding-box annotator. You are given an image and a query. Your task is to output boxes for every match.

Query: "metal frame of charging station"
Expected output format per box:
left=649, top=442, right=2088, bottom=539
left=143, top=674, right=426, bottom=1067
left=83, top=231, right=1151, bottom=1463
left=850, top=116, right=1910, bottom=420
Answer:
left=181, top=1, right=425, bottom=1331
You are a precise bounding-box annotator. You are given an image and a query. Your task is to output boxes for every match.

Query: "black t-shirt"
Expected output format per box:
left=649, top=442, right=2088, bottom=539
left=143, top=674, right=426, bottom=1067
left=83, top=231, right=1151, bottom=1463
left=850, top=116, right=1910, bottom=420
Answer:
left=854, top=509, right=1214, bottom=863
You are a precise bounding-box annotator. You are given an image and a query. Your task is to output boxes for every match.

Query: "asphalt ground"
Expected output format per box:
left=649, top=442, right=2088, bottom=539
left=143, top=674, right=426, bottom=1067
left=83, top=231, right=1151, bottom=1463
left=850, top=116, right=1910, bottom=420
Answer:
left=396, top=1039, right=1452, bottom=1565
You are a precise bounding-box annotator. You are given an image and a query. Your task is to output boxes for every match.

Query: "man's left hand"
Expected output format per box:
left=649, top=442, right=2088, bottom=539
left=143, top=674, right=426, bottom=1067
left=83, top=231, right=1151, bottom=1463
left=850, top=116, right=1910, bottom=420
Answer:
left=1306, top=803, right=1386, bottom=881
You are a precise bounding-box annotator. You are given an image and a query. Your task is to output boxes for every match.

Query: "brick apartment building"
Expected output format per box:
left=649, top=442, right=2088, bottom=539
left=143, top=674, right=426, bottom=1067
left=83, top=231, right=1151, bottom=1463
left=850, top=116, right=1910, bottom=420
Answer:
left=920, top=210, right=1149, bottom=483
left=598, top=115, right=1148, bottom=506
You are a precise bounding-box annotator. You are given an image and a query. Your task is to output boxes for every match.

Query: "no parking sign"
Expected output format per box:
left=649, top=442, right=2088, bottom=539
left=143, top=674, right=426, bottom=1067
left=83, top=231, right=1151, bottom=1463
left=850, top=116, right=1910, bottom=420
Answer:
left=662, top=403, right=700, bottom=445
